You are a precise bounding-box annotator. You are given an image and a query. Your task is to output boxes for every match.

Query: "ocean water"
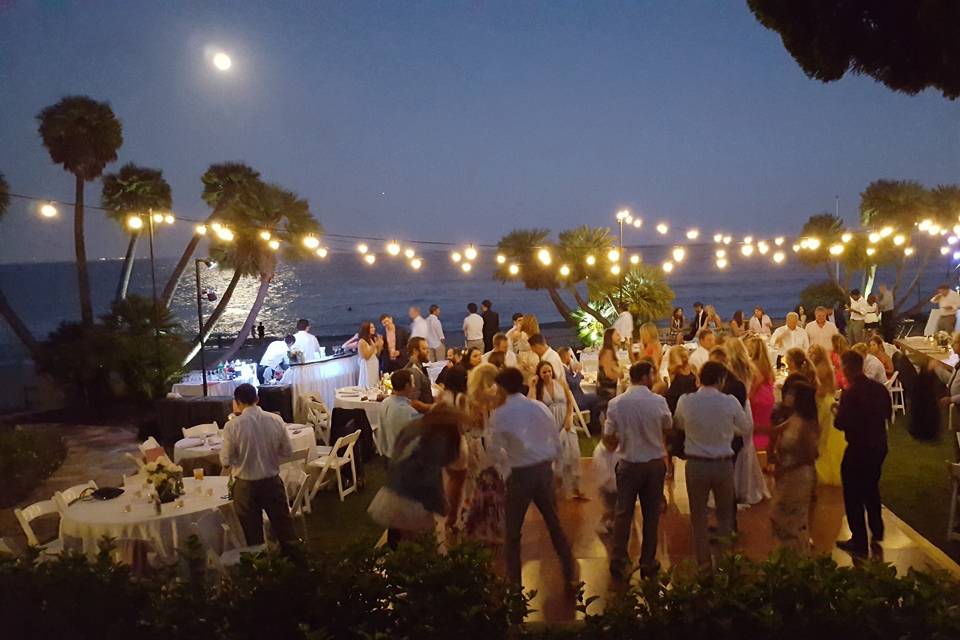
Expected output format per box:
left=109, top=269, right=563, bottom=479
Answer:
left=0, top=245, right=951, bottom=362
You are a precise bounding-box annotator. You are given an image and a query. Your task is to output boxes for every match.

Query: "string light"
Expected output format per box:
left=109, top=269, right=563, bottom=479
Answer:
left=404, top=248, right=416, bottom=259
left=151, top=212, right=164, bottom=224
left=774, top=236, right=784, bottom=246
left=268, top=239, right=280, bottom=251
left=715, top=249, right=726, bottom=258
left=866, top=247, right=877, bottom=256
left=210, top=222, right=222, bottom=232
left=364, top=253, right=376, bottom=265
left=607, top=249, right=620, bottom=262
left=656, top=222, right=669, bottom=235
left=163, top=213, right=175, bottom=225
left=743, top=235, right=753, bottom=244
left=716, top=258, right=728, bottom=269
left=461, top=262, right=472, bottom=273
left=537, top=248, right=552, bottom=265
left=357, top=243, right=369, bottom=254
left=828, top=244, right=844, bottom=256
left=741, top=244, right=754, bottom=257
left=686, top=229, right=699, bottom=240
left=772, top=251, right=785, bottom=264
left=941, top=246, right=951, bottom=255
left=713, top=233, right=723, bottom=243
left=806, top=237, right=821, bottom=250
left=316, top=247, right=328, bottom=258
left=195, top=224, right=207, bottom=235
left=216, top=227, right=234, bottom=242
left=610, top=264, right=621, bottom=275
left=451, top=251, right=462, bottom=263
left=303, top=236, right=320, bottom=250
left=629, top=254, right=640, bottom=264
left=841, top=232, right=853, bottom=243
left=662, top=261, right=674, bottom=273
left=508, top=263, right=520, bottom=275
left=585, top=254, right=596, bottom=266
left=792, top=243, right=801, bottom=252
left=757, top=241, right=769, bottom=255
left=496, top=253, right=506, bottom=264
left=723, top=235, right=732, bottom=245
left=672, top=247, right=686, bottom=262
left=259, top=230, right=271, bottom=241
left=904, top=247, right=915, bottom=256
left=893, top=234, right=906, bottom=246
left=39, top=202, right=58, bottom=218
left=867, top=232, right=881, bottom=243
left=949, top=236, right=959, bottom=246
left=464, top=245, right=478, bottom=261
left=126, top=215, right=143, bottom=230
left=632, top=218, right=642, bottom=228
left=410, top=257, right=422, bottom=270
left=879, top=226, right=893, bottom=238
left=386, top=241, right=401, bottom=256
left=919, top=219, right=931, bottom=231
left=559, top=264, right=571, bottom=277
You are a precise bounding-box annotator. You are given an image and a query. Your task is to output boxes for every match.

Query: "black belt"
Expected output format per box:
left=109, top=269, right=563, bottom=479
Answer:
left=686, top=455, right=733, bottom=462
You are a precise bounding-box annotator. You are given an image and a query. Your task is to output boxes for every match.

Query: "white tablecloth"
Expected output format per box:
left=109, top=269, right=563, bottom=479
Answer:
left=425, top=361, right=447, bottom=384
left=284, top=356, right=359, bottom=422
left=334, top=388, right=384, bottom=429
left=173, top=425, right=317, bottom=464
left=172, top=364, right=258, bottom=397
left=60, top=476, right=231, bottom=559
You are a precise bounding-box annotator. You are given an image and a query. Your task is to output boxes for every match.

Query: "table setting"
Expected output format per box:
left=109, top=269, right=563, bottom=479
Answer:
left=171, top=361, right=258, bottom=397
left=174, top=424, right=317, bottom=467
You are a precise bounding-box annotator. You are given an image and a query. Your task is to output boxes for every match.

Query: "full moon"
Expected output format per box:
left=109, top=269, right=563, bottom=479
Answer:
left=212, top=52, right=232, bottom=71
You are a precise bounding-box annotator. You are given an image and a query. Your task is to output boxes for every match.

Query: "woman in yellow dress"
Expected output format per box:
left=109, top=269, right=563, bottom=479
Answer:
left=808, top=345, right=846, bottom=485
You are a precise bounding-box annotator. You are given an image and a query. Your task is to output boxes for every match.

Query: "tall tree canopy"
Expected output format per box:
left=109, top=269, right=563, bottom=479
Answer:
left=748, top=0, right=960, bottom=99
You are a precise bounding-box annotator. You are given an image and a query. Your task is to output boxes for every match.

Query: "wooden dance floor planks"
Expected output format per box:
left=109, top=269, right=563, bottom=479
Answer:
left=509, top=458, right=960, bottom=624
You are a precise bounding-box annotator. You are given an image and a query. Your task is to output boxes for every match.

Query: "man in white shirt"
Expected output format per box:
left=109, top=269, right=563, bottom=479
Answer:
left=613, top=303, right=634, bottom=347
left=409, top=306, right=429, bottom=340
left=748, top=306, right=773, bottom=336
left=528, top=333, right=566, bottom=386
left=877, top=283, right=896, bottom=342
left=291, top=318, right=321, bottom=361
left=805, top=306, right=839, bottom=352
left=425, top=304, right=446, bottom=362
left=847, top=289, right=868, bottom=344
left=482, top=332, right=518, bottom=368
left=853, top=344, right=889, bottom=385
left=771, top=312, right=810, bottom=358
left=931, top=284, right=960, bottom=333
left=604, top=361, right=672, bottom=580
left=462, top=302, right=484, bottom=350
left=673, top=362, right=751, bottom=567
left=688, top=328, right=716, bottom=373
left=378, top=369, right=421, bottom=460
left=220, top=384, right=297, bottom=548
left=258, top=334, right=294, bottom=382
left=488, top=367, right=574, bottom=589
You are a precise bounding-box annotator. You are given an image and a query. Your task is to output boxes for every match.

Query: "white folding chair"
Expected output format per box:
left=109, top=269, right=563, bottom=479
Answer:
left=14, top=499, right=62, bottom=554
left=266, top=470, right=313, bottom=537
left=218, top=503, right=266, bottom=565
left=182, top=422, right=219, bottom=439
left=190, top=508, right=265, bottom=571
left=886, top=371, right=905, bottom=417
left=569, top=395, right=592, bottom=438
left=303, top=395, right=332, bottom=445
left=53, top=480, right=98, bottom=512
left=306, top=430, right=361, bottom=502
left=138, top=436, right=161, bottom=454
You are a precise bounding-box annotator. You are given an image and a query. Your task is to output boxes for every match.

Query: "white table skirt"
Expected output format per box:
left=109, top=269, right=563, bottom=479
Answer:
left=172, top=366, right=258, bottom=397
left=60, top=476, right=230, bottom=559
left=334, top=390, right=384, bottom=429
left=173, top=425, right=317, bottom=464
left=284, top=357, right=359, bottom=422
left=425, top=361, right=447, bottom=384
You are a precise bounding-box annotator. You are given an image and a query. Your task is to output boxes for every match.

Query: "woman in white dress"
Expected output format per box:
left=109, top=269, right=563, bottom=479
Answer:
left=529, top=361, right=582, bottom=498
left=357, top=321, right=383, bottom=389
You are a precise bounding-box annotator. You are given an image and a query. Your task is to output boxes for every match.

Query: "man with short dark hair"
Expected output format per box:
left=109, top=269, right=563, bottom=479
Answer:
left=558, top=346, right=598, bottom=425
left=613, top=302, right=634, bottom=348
left=483, top=332, right=518, bottom=368
left=876, top=284, right=896, bottom=342
left=605, top=362, right=672, bottom=579
left=379, top=369, right=420, bottom=459
left=292, top=318, right=321, bottom=361
left=463, top=303, right=484, bottom=350
left=835, top=350, right=892, bottom=557
left=748, top=306, right=773, bottom=336
left=480, top=299, right=500, bottom=353
left=405, top=336, right=435, bottom=413
left=380, top=313, right=410, bottom=373
left=674, top=361, right=751, bottom=566
left=409, top=306, right=428, bottom=340
left=489, top=367, right=575, bottom=589
left=426, top=304, right=446, bottom=362
left=259, top=334, right=295, bottom=383
left=688, top=328, right=715, bottom=373
left=220, top=384, right=297, bottom=548
left=931, top=283, right=960, bottom=334
left=847, top=289, right=868, bottom=344
left=685, top=302, right=707, bottom=341
left=529, top=333, right=565, bottom=386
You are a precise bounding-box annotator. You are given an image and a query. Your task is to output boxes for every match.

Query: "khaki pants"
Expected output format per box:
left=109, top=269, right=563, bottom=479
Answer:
left=429, top=345, right=446, bottom=362
left=465, top=338, right=484, bottom=351
left=685, top=458, right=735, bottom=567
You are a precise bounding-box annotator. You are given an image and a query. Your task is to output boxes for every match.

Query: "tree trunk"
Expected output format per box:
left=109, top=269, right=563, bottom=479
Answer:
left=115, top=231, right=140, bottom=302
left=214, top=273, right=272, bottom=364
left=74, top=174, right=93, bottom=325
left=893, top=248, right=935, bottom=315
left=567, top=284, right=610, bottom=327
left=824, top=262, right=840, bottom=288
left=0, top=286, right=38, bottom=357
left=863, top=265, right=877, bottom=297
left=180, top=269, right=243, bottom=366
left=160, top=212, right=214, bottom=308
left=545, top=286, right=575, bottom=325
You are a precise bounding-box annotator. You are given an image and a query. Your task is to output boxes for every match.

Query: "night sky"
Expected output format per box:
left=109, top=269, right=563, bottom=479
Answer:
left=0, top=1, right=957, bottom=263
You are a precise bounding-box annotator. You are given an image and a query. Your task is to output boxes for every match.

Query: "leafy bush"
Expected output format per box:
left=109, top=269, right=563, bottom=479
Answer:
left=0, top=428, right=66, bottom=508
left=799, top=280, right=847, bottom=314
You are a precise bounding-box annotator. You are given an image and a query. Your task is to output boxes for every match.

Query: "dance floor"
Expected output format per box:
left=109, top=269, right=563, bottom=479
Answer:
left=510, top=457, right=960, bottom=624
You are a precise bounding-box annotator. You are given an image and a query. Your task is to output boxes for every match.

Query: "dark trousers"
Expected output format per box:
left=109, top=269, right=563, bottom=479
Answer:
left=233, top=476, right=297, bottom=546
left=880, top=312, right=896, bottom=343
left=611, top=459, right=665, bottom=573
left=840, top=447, right=887, bottom=545
left=505, top=461, right=574, bottom=586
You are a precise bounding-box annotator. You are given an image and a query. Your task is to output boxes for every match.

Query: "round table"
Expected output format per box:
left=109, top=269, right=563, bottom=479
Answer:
left=171, top=365, right=258, bottom=397
left=173, top=425, right=317, bottom=465
left=60, top=475, right=231, bottom=559
left=334, top=388, right=384, bottom=429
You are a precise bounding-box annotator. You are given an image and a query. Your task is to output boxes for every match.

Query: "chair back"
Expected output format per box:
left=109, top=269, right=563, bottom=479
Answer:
left=303, top=395, right=332, bottom=444
left=138, top=436, right=161, bottom=454
left=53, top=480, right=98, bottom=512
left=217, top=503, right=249, bottom=549
left=14, top=499, right=59, bottom=546
left=182, top=422, right=219, bottom=439
left=885, top=370, right=899, bottom=389
left=336, top=429, right=361, bottom=461
left=285, top=470, right=312, bottom=516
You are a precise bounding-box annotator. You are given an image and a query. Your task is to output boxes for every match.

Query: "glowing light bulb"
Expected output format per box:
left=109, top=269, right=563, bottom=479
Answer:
left=713, top=233, right=723, bottom=243
left=259, top=230, right=272, bottom=241
left=624, top=215, right=634, bottom=225
left=39, top=203, right=58, bottom=218
left=949, top=236, right=959, bottom=246
left=268, top=239, right=280, bottom=251
left=806, top=237, right=821, bottom=250
left=585, top=254, right=596, bottom=266
left=127, top=215, right=144, bottom=230
left=607, top=249, right=620, bottom=262
left=686, top=229, right=699, bottom=240
left=773, top=251, right=785, bottom=264
left=404, top=247, right=416, bottom=259
left=464, top=245, right=478, bottom=261
left=723, top=236, right=732, bottom=245
left=303, top=236, right=320, bottom=250
left=632, top=218, right=642, bottom=228
left=868, top=232, right=881, bottom=243
left=616, top=209, right=630, bottom=221
left=629, top=254, right=640, bottom=265
left=774, top=236, right=784, bottom=246
left=672, top=247, right=686, bottom=262
left=792, top=244, right=801, bottom=252
left=880, top=226, right=893, bottom=238
left=496, top=254, right=506, bottom=264
left=213, top=51, right=232, bottom=71
left=210, top=222, right=222, bottom=231
left=152, top=212, right=164, bottom=223
left=451, top=251, right=462, bottom=263
left=216, top=227, right=234, bottom=242
left=893, top=234, right=906, bottom=246
left=508, top=263, right=520, bottom=275
left=715, top=249, right=726, bottom=258
left=757, top=242, right=769, bottom=255
left=741, top=244, right=754, bottom=257
left=662, top=261, right=674, bottom=273
left=716, top=258, right=728, bottom=269
left=743, top=235, right=753, bottom=244
left=918, top=219, right=931, bottom=231
left=316, top=247, right=328, bottom=258
left=410, top=258, right=422, bottom=270
left=357, top=243, right=368, bottom=254
left=656, top=223, right=669, bottom=235
left=866, top=247, right=877, bottom=256
left=559, top=264, right=571, bottom=277
left=929, top=225, right=941, bottom=236
left=386, top=241, right=401, bottom=256
left=195, top=224, right=207, bottom=235
left=828, top=244, right=844, bottom=256
left=610, top=264, right=621, bottom=275
left=537, top=248, right=552, bottom=265
left=364, top=253, right=376, bottom=265
left=941, top=246, right=951, bottom=255
left=904, top=247, right=915, bottom=256
left=163, top=213, right=175, bottom=225
left=461, top=262, right=472, bottom=273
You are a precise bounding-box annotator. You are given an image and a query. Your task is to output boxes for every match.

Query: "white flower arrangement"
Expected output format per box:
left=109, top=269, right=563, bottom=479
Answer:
left=145, top=455, right=184, bottom=502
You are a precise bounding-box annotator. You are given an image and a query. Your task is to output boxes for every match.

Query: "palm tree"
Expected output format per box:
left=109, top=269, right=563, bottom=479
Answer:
left=494, top=228, right=574, bottom=322
left=37, top=96, right=123, bottom=326
left=101, top=163, right=172, bottom=301
left=557, top=225, right=616, bottom=326
left=160, top=162, right=261, bottom=308
left=0, top=172, right=38, bottom=355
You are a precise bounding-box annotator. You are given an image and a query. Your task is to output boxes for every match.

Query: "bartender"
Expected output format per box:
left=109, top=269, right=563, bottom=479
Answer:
left=292, top=318, right=321, bottom=361
left=259, top=334, right=294, bottom=383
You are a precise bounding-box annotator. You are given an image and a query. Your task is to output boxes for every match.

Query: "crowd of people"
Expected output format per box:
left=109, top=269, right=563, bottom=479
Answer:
left=362, top=292, right=900, bottom=591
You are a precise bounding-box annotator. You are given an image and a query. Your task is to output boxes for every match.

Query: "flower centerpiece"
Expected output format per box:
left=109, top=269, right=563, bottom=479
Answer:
left=288, top=348, right=304, bottom=364
left=381, top=372, right=393, bottom=393
left=145, top=456, right=184, bottom=503
left=936, top=330, right=952, bottom=348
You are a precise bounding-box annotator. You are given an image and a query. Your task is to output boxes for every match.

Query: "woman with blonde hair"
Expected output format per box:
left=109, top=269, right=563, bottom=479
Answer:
left=664, top=345, right=698, bottom=414
left=460, top=363, right=506, bottom=543
left=633, top=322, right=663, bottom=372
left=807, top=345, right=845, bottom=485
left=724, top=337, right=756, bottom=392
left=746, top=336, right=776, bottom=451
left=785, top=347, right=816, bottom=384
left=597, top=327, right=622, bottom=407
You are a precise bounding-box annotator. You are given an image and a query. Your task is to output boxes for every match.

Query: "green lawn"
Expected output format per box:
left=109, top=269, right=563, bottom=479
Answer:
left=300, top=418, right=960, bottom=566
